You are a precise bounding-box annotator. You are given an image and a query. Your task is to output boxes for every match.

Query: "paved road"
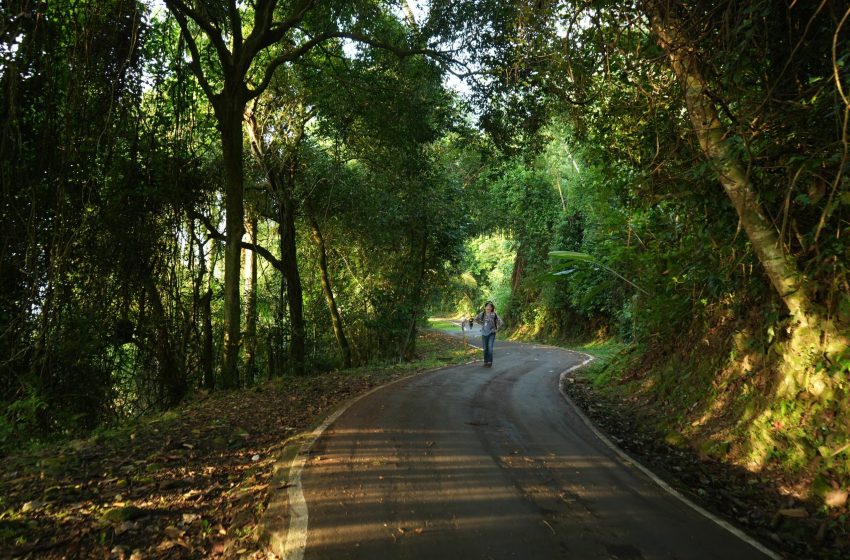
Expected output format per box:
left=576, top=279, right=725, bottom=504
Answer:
left=294, top=329, right=773, bottom=560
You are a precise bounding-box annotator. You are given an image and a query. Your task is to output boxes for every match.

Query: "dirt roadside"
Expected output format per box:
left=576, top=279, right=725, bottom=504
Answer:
left=561, top=371, right=848, bottom=560
left=0, top=331, right=476, bottom=560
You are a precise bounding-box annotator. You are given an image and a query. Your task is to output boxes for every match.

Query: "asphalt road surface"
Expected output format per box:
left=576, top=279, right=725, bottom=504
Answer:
left=293, top=328, right=774, bottom=560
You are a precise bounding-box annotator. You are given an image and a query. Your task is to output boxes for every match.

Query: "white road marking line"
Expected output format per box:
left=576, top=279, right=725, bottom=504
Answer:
left=282, top=341, right=775, bottom=559
left=282, top=401, right=349, bottom=560
left=281, top=361, right=472, bottom=559
left=558, top=351, right=782, bottom=560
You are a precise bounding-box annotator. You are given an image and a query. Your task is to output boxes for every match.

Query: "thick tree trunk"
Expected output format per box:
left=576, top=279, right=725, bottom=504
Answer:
left=646, top=3, right=813, bottom=322
left=279, top=182, right=306, bottom=375
left=404, top=232, right=429, bottom=361
left=243, top=208, right=258, bottom=383
left=309, top=216, right=352, bottom=368
left=245, top=114, right=306, bottom=375
left=219, top=107, right=245, bottom=388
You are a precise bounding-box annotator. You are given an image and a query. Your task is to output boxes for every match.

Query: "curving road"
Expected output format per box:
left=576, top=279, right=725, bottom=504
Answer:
left=287, top=327, right=775, bottom=560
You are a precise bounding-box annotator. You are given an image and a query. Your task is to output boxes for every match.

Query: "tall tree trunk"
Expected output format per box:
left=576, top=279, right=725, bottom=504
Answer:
left=309, top=216, right=352, bottom=368
left=279, top=181, right=306, bottom=375
left=194, top=223, right=214, bottom=390
left=401, top=0, right=418, bottom=29
left=404, top=231, right=429, bottom=361
left=646, top=2, right=813, bottom=322
left=277, top=247, right=288, bottom=377
left=245, top=113, right=306, bottom=375
left=243, top=207, right=258, bottom=384
left=165, top=0, right=364, bottom=382
left=142, top=273, right=186, bottom=406
left=201, top=288, right=214, bottom=390
left=219, top=106, right=244, bottom=389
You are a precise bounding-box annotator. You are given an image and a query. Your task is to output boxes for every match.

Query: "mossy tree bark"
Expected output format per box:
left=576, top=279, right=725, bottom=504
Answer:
left=646, top=1, right=813, bottom=322
left=646, top=1, right=849, bottom=357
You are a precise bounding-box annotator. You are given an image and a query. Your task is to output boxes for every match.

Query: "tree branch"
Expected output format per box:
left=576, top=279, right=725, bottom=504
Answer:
left=165, top=0, right=233, bottom=69
left=228, top=0, right=243, bottom=58
left=246, top=31, right=335, bottom=100
left=251, top=0, right=279, bottom=43
left=245, top=29, right=458, bottom=101
left=239, top=0, right=307, bottom=74
left=340, top=32, right=455, bottom=64
left=170, top=11, right=216, bottom=102
left=194, top=213, right=283, bottom=272
left=237, top=0, right=276, bottom=75
left=257, top=0, right=316, bottom=52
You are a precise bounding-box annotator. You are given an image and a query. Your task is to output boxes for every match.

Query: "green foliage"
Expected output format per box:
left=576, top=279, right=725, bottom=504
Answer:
left=577, top=341, right=635, bottom=389
left=427, top=319, right=458, bottom=332
left=427, top=0, right=850, bottom=507
left=0, top=389, right=48, bottom=447
left=550, top=250, right=647, bottom=295
left=3, top=0, right=849, bottom=515
left=436, top=234, right=516, bottom=316
left=0, top=0, right=473, bottom=446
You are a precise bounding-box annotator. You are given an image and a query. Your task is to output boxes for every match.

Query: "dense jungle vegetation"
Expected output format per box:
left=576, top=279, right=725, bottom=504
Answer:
left=2, top=0, right=849, bottom=548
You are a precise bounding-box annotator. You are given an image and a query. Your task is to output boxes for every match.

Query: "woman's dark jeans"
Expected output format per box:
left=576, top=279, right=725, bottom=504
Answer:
left=482, top=333, right=496, bottom=363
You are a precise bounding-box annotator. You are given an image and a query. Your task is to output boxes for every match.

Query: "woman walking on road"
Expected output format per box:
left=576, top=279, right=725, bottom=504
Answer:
left=475, top=301, right=504, bottom=367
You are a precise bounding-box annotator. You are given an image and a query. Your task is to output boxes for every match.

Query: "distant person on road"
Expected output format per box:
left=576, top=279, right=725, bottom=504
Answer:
left=474, top=301, right=504, bottom=367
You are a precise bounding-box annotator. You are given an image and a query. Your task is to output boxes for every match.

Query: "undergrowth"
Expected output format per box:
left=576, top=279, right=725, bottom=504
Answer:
left=509, top=312, right=850, bottom=514
left=597, top=323, right=848, bottom=513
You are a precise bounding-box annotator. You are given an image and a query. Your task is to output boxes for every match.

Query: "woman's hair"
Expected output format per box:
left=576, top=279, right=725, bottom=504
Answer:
left=484, top=301, right=495, bottom=311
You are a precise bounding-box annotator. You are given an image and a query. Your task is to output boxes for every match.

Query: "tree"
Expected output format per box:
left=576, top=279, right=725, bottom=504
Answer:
left=164, top=0, right=454, bottom=381
left=163, top=0, right=305, bottom=385
left=429, top=0, right=848, bottom=349
left=644, top=2, right=804, bottom=320
left=308, top=215, right=352, bottom=368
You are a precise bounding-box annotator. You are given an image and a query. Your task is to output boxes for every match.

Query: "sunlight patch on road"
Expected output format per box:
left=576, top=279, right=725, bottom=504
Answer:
left=305, top=511, right=541, bottom=551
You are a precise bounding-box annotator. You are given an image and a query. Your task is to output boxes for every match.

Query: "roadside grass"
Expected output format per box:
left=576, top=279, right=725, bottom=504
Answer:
left=416, top=329, right=477, bottom=364
left=505, top=327, right=632, bottom=388
left=344, top=329, right=476, bottom=375
left=574, top=340, right=634, bottom=388
left=0, top=330, right=475, bottom=559
left=427, top=317, right=461, bottom=333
